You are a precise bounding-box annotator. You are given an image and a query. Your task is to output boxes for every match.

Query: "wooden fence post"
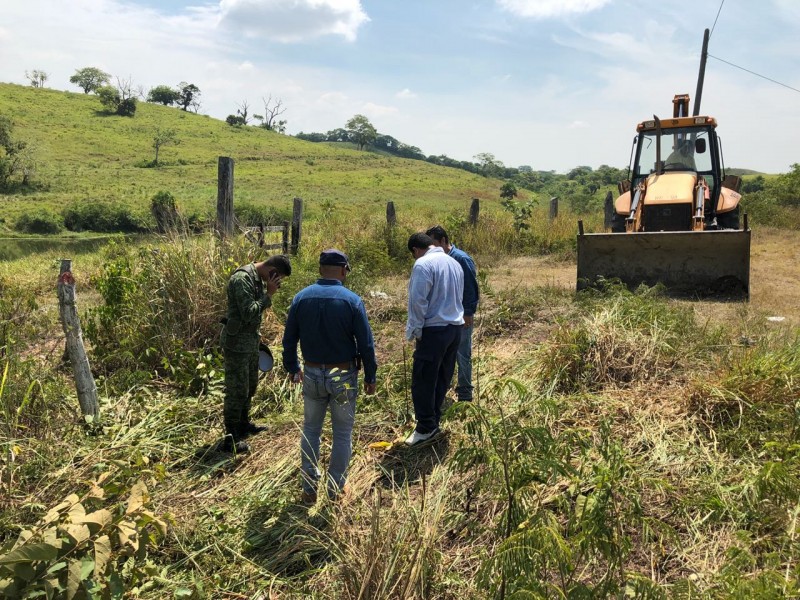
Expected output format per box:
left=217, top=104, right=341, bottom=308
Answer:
left=549, top=197, right=559, bottom=222
left=57, top=259, right=99, bottom=418
left=291, top=197, right=303, bottom=255
left=386, top=201, right=397, bottom=226
left=603, top=191, right=614, bottom=230
left=217, top=157, right=234, bottom=237
left=469, top=198, right=480, bottom=225
left=282, top=220, right=290, bottom=254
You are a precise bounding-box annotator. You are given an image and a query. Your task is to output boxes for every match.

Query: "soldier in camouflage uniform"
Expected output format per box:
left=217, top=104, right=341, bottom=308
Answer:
left=220, top=255, right=292, bottom=453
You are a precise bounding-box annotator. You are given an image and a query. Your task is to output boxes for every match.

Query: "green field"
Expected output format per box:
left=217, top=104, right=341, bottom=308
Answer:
left=0, top=83, right=517, bottom=225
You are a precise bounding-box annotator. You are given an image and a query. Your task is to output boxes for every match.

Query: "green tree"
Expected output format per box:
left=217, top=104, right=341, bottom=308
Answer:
left=69, top=67, right=111, bottom=94
left=0, top=115, right=36, bottom=189
left=96, top=86, right=137, bottom=117
left=152, top=128, right=179, bottom=165
left=345, top=114, right=377, bottom=150
left=500, top=182, right=518, bottom=200
left=177, top=83, right=201, bottom=112
left=147, top=85, right=180, bottom=106
left=474, top=152, right=504, bottom=177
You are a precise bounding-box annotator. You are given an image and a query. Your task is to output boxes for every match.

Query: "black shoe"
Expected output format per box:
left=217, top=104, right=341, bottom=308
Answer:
left=241, top=422, right=267, bottom=438
left=220, top=436, right=250, bottom=454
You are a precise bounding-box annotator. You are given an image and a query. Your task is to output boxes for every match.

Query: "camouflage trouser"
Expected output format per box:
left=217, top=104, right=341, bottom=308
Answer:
left=223, top=349, right=259, bottom=438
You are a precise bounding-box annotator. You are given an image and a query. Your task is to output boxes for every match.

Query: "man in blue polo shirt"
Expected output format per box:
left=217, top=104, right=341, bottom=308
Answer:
left=282, top=249, right=377, bottom=503
left=426, top=225, right=479, bottom=402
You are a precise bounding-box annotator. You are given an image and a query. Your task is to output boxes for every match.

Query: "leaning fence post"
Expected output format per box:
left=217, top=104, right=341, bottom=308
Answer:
left=549, top=197, right=559, bottom=222
left=57, top=259, right=99, bottom=418
left=217, top=156, right=234, bottom=237
left=291, top=197, right=303, bottom=255
left=386, top=201, right=397, bottom=226
left=469, top=198, right=480, bottom=225
left=603, top=191, right=614, bottom=230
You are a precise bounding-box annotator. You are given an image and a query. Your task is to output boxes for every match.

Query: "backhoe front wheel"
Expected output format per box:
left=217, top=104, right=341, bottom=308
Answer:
left=716, top=206, right=740, bottom=230
left=611, top=211, right=626, bottom=233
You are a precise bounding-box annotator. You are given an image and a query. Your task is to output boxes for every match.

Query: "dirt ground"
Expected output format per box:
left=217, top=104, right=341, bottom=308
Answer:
left=488, top=227, right=799, bottom=326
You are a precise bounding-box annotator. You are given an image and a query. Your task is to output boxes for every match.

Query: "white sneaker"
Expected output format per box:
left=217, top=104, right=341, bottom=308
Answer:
left=404, top=428, right=440, bottom=447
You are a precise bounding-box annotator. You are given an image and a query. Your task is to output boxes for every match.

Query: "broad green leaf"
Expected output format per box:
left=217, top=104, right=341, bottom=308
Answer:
left=13, top=561, right=36, bottom=581
left=42, top=529, right=63, bottom=550
left=79, top=556, right=95, bottom=580
left=126, top=481, right=148, bottom=514
left=65, top=524, right=91, bottom=546
left=67, top=560, right=81, bottom=600
left=137, top=512, right=168, bottom=536
left=93, top=535, right=111, bottom=577
left=0, top=577, right=21, bottom=596
left=174, top=588, right=193, bottom=598
left=0, top=542, right=59, bottom=565
left=67, top=502, right=86, bottom=523
left=79, top=509, right=112, bottom=534
left=17, top=530, right=34, bottom=544
left=46, top=561, right=67, bottom=575
left=109, top=571, right=124, bottom=600
left=117, top=522, right=137, bottom=550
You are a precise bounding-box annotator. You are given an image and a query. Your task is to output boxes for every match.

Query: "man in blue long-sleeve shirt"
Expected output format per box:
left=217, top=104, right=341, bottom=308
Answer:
left=405, top=232, right=464, bottom=446
left=426, top=225, right=479, bottom=402
left=282, top=249, right=377, bottom=503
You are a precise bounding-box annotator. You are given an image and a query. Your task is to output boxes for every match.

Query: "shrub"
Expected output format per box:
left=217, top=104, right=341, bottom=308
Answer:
left=85, top=236, right=262, bottom=389
left=63, top=200, right=147, bottom=233
left=234, top=203, right=290, bottom=227
left=13, top=212, right=63, bottom=234
left=535, top=282, right=706, bottom=393
left=150, top=190, right=180, bottom=233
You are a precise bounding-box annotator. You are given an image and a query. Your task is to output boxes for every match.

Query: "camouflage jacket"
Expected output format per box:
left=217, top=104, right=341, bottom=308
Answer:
left=220, top=263, right=272, bottom=353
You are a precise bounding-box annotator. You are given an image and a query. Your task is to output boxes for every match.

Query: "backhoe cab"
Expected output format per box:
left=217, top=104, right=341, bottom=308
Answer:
left=612, top=94, right=743, bottom=233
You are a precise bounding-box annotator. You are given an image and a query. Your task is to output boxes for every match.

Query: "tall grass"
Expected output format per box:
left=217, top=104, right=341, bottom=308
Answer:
left=2, top=217, right=800, bottom=598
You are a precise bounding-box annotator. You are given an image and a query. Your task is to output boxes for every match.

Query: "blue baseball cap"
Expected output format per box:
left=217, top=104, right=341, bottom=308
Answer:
left=319, top=248, right=351, bottom=271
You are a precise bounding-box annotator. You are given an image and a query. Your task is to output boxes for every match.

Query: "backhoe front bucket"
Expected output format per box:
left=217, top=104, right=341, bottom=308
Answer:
left=577, top=229, right=750, bottom=299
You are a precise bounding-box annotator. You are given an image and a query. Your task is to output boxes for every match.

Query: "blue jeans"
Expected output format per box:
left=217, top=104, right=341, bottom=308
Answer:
left=455, top=324, right=473, bottom=401
left=300, top=366, right=358, bottom=496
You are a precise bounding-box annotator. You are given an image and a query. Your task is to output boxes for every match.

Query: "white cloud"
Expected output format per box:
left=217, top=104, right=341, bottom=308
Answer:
left=569, top=120, right=589, bottom=128
left=318, top=91, right=349, bottom=105
left=218, top=0, right=369, bottom=42
left=496, top=0, right=611, bottom=19
left=396, top=88, right=417, bottom=99
left=238, top=61, right=255, bottom=71
left=362, top=102, right=398, bottom=117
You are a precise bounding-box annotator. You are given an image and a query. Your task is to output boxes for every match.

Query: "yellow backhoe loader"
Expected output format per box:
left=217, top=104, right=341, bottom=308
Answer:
left=577, top=31, right=750, bottom=298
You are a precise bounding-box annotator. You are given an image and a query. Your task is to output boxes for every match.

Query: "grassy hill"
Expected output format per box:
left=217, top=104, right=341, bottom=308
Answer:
left=0, top=83, right=510, bottom=226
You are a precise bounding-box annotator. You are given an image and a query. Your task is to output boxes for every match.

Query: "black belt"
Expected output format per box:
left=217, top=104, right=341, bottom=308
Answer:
left=305, top=361, right=356, bottom=370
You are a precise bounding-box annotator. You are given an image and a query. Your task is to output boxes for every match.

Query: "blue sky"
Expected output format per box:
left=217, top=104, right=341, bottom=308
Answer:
left=1, top=0, right=798, bottom=173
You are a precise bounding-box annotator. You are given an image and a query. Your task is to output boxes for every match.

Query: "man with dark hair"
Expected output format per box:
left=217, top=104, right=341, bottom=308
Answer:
left=282, top=249, right=377, bottom=503
left=220, top=255, right=292, bottom=453
left=405, top=233, right=464, bottom=446
left=425, top=225, right=479, bottom=402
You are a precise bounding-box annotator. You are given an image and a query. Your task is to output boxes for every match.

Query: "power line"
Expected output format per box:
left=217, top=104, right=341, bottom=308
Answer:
left=708, top=53, right=800, bottom=94
left=710, top=0, right=726, bottom=37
